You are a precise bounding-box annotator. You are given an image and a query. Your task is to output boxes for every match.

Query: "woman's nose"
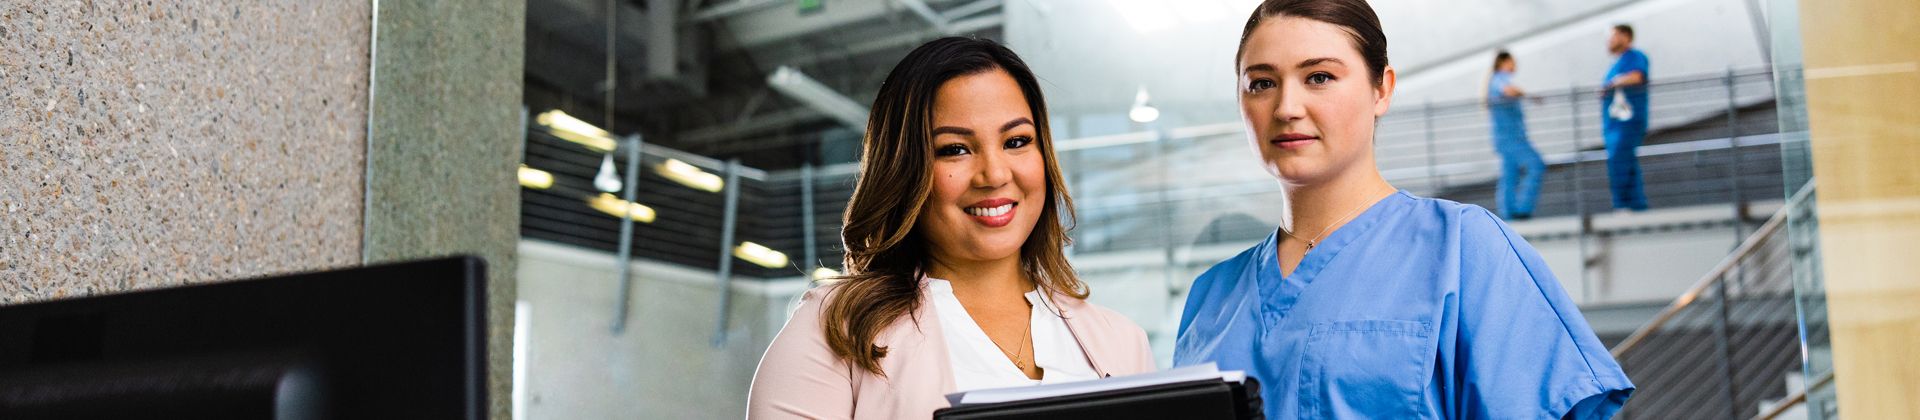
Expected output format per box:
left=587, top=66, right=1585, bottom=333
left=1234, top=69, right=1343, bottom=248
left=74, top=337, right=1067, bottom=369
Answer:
left=973, top=148, right=1013, bottom=189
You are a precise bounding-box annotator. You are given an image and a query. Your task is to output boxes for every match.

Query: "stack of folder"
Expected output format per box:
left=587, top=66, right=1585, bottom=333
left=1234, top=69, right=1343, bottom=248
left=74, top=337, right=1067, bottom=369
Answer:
left=935, top=363, right=1262, bottom=419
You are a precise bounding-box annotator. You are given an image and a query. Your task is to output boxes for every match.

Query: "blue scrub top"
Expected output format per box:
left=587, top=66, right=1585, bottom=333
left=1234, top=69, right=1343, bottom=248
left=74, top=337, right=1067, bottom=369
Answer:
left=1174, top=191, right=1633, bottom=419
left=1603, top=48, right=1651, bottom=131
left=1487, top=71, right=1527, bottom=142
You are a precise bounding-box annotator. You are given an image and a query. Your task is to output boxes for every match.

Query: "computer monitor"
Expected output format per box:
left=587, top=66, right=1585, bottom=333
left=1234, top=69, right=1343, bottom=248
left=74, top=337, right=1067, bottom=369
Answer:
left=0, top=256, right=488, bottom=420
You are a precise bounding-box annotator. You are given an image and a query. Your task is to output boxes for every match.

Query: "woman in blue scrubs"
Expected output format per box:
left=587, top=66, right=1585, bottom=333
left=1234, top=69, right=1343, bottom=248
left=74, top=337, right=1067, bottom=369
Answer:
left=1172, top=1, right=1634, bottom=418
left=1487, top=51, right=1546, bottom=220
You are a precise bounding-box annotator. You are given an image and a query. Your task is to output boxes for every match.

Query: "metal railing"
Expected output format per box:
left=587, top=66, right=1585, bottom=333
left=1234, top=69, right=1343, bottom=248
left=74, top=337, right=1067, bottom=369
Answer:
left=517, top=68, right=1794, bottom=347
left=521, top=68, right=1784, bottom=278
left=1607, top=181, right=1814, bottom=419
left=1754, top=371, right=1832, bottom=420
left=1058, top=68, right=1782, bottom=258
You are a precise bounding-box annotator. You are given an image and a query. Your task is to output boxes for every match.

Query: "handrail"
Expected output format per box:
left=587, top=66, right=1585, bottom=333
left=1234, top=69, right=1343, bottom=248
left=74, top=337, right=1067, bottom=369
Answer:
left=1610, top=180, right=1814, bottom=358
left=1752, top=371, right=1834, bottom=420
left=762, top=67, right=1780, bottom=181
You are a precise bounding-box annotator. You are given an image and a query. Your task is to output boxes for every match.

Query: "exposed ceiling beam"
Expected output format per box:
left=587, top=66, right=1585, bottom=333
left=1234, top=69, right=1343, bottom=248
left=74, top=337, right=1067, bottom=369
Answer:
left=688, top=0, right=786, bottom=23
left=784, top=14, right=1003, bottom=68
left=530, top=0, right=649, bottom=48
left=715, top=0, right=902, bottom=49
left=895, top=0, right=951, bottom=33
left=766, top=66, right=870, bottom=129
left=939, top=0, right=1001, bottom=22
left=679, top=108, right=828, bottom=144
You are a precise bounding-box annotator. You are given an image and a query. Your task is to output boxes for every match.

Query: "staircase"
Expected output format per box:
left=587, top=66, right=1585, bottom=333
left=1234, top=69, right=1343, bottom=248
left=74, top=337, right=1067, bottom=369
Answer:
left=1607, top=182, right=1819, bottom=419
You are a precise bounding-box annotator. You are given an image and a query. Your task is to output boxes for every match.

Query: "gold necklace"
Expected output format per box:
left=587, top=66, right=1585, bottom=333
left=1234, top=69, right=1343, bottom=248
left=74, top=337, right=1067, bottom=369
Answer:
left=1281, top=199, right=1373, bottom=251
left=988, top=303, right=1034, bottom=370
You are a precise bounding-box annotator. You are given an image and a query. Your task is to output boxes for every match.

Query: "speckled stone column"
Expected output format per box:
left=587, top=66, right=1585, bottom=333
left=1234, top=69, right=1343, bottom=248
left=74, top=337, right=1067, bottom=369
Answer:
left=362, top=1, right=525, bottom=419
left=0, top=3, right=369, bottom=299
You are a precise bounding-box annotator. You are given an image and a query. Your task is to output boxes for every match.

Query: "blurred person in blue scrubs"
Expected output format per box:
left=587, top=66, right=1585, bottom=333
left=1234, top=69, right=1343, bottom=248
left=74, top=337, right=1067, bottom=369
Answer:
left=1172, top=1, right=1634, bottom=418
left=1601, top=24, right=1651, bottom=211
left=1486, top=51, right=1545, bottom=221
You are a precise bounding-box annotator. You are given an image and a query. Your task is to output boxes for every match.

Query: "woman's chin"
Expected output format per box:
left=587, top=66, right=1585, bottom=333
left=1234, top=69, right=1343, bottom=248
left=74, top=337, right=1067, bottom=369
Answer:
left=1265, top=162, right=1328, bottom=184
left=949, top=238, right=1026, bottom=262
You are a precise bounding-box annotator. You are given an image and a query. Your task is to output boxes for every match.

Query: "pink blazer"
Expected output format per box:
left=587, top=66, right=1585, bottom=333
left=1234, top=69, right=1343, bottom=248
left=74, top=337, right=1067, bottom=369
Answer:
left=746, top=278, right=1157, bottom=419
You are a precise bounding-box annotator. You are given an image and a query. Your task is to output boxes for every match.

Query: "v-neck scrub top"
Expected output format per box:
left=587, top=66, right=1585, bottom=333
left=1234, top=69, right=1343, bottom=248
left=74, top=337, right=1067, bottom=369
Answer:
left=1173, top=191, right=1633, bottom=419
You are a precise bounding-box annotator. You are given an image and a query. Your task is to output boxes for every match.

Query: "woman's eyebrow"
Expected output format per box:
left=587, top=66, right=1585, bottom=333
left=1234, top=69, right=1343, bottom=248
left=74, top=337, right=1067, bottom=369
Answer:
left=999, top=117, right=1033, bottom=133
left=1297, top=57, right=1345, bottom=69
left=931, top=126, right=973, bottom=137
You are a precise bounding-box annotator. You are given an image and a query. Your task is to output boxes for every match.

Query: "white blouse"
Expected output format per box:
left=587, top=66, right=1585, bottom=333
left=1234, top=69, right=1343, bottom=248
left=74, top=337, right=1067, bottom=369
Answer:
left=926, top=278, right=1100, bottom=393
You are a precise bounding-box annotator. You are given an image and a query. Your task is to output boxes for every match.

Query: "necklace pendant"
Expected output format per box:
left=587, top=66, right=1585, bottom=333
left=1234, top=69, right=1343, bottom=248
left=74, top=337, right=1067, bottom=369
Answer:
left=1306, top=241, right=1316, bottom=250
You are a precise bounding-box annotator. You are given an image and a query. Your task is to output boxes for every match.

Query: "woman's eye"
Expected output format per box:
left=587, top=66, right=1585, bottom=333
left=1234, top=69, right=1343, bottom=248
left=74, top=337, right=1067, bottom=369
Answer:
left=935, top=144, right=970, bottom=156
left=1247, top=79, right=1276, bottom=92
left=1306, top=72, right=1333, bottom=85
left=1005, top=136, right=1033, bottom=149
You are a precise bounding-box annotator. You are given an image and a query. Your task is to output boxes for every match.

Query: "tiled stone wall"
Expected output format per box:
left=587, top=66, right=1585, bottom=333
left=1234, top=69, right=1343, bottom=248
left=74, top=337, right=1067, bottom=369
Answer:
left=0, top=2, right=370, bottom=302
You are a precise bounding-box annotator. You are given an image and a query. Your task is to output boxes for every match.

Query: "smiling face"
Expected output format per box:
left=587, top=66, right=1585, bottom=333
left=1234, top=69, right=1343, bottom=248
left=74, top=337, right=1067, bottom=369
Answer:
left=916, top=68, right=1049, bottom=267
left=1237, top=16, right=1394, bottom=187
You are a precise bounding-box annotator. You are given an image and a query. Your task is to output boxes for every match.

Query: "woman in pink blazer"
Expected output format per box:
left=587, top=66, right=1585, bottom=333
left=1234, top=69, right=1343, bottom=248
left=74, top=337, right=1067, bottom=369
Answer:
left=746, top=37, right=1156, bottom=419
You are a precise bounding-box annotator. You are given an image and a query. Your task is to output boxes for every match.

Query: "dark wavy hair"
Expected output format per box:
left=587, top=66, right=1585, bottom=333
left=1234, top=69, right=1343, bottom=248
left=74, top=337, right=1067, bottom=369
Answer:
left=820, top=37, right=1082, bottom=377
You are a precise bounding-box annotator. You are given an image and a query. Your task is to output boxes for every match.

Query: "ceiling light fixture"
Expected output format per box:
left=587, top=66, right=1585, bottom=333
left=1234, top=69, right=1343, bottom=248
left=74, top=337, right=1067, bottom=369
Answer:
left=593, top=154, right=624, bottom=193
left=811, top=267, right=841, bottom=281
left=1129, top=85, right=1160, bottom=123
left=518, top=164, right=554, bottom=190
left=587, top=193, right=656, bottom=223
left=656, top=158, right=725, bottom=193
left=733, top=241, right=790, bottom=269
left=535, top=110, right=617, bottom=152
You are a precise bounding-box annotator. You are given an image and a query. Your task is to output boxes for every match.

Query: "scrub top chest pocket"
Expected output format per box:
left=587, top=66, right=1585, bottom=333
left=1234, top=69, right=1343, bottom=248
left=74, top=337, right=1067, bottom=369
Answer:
left=1298, top=319, right=1437, bottom=419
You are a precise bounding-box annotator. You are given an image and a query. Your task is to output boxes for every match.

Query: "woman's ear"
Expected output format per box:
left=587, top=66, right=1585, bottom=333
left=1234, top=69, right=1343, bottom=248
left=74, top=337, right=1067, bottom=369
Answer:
left=1373, top=65, right=1397, bottom=117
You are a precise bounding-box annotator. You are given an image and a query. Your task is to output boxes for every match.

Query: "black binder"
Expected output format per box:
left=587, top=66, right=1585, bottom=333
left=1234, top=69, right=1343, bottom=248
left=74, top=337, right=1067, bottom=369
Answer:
left=934, top=376, right=1262, bottom=420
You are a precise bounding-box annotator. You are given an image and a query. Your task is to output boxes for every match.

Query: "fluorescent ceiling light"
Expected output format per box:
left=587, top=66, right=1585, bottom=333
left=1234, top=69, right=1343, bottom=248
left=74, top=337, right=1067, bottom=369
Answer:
left=733, top=241, right=790, bottom=269
left=518, top=165, right=554, bottom=190
left=656, top=159, right=725, bottom=193
left=767, top=66, right=870, bottom=129
left=587, top=193, right=656, bottom=223
left=811, top=267, right=841, bottom=281
left=535, top=110, right=617, bottom=152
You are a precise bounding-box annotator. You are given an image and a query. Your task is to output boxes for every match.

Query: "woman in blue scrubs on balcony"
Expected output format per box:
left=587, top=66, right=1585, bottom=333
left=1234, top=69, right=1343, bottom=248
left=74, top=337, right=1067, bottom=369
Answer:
left=1172, top=1, right=1634, bottom=418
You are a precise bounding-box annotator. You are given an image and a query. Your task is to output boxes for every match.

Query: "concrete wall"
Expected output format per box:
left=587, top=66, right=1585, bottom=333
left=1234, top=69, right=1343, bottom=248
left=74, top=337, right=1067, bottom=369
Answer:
left=0, top=2, right=527, bottom=418
left=516, top=240, right=805, bottom=420
left=363, top=2, right=527, bottom=418
left=0, top=2, right=369, bottom=302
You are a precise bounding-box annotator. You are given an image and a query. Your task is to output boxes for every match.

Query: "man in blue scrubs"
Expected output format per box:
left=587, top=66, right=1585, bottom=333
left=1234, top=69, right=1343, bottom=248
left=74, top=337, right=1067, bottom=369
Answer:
left=1174, top=193, right=1634, bottom=418
left=1601, top=24, right=1651, bottom=211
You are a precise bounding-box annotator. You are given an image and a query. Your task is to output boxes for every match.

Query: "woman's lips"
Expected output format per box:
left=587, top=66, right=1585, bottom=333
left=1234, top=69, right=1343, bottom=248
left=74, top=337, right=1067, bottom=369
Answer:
left=1269, top=133, right=1318, bottom=150
left=965, top=199, right=1017, bottom=228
